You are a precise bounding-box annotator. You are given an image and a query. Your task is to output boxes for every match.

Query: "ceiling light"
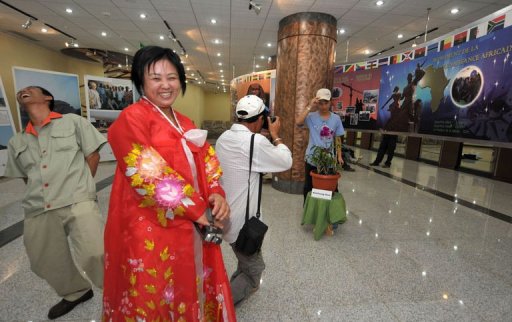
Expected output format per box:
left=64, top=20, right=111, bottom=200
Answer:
left=140, top=13, right=147, bottom=19
left=260, top=55, right=265, bottom=59
left=66, top=8, right=73, bottom=14
left=376, top=1, right=384, bottom=6
left=159, top=35, right=164, bottom=40
left=101, top=31, right=107, bottom=37
left=220, top=69, right=223, bottom=72
left=186, top=67, right=190, bottom=71
left=339, top=28, right=346, bottom=34
left=255, top=64, right=260, bottom=68
left=41, top=28, right=48, bottom=33
left=124, top=47, right=129, bottom=51
left=412, top=42, right=417, bottom=48
left=397, top=34, right=403, bottom=39
left=218, top=62, right=223, bottom=66
left=211, top=18, right=217, bottom=24
left=21, top=17, right=33, bottom=29
left=214, top=39, right=221, bottom=44
left=364, top=49, right=370, bottom=55
left=450, top=8, right=459, bottom=14
left=217, top=53, right=221, bottom=57
left=73, top=42, right=79, bottom=48
left=266, top=43, right=272, bottom=47
left=248, top=1, right=262, bottom=15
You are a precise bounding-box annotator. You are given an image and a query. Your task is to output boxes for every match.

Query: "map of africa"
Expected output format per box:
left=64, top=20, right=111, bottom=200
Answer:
left=418, top=66, right=450, bottom=112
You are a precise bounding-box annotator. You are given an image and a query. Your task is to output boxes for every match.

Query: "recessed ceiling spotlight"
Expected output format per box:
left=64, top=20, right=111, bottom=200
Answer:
left=220, top=69, right=223, bottom=73
left=124, top=47, right=129, bottom=51
left=217, top=53, right=221, bottom=57
left=140, top=13, right=147, bottom=19
left=218, top=62, right=223, bottom=66
left=364, top=49, right=370, bottom=55
left=260, top=55, right=265, bottom=59
left=66, top=8, right=73, bottom=14
left=186, top=67, right=190, bottom=71
left=73, top=42, right=79, bottom=48
left=266, top=43, right=272, bottom=47
left=255, top=64, right=260, bottom=68
left=101, top=31, right=107, bottom=37
left=41, top=28, right=48, bottom=33
left=376, top=1, right=384, bottom=6
left=159, top=35, right=164, bottom=40
left=397, top=34, right=403, bottom=39
left=450, top=8, right=459, bottom=14
left=412, top=43, right=417, bottom=48
left=214, top=39, right=221, bottom=44
left=339, top=28, right=346, bottom=34
left=211, top=18, right=217, bottom=24
left=191, top=73, right=195, bottom=76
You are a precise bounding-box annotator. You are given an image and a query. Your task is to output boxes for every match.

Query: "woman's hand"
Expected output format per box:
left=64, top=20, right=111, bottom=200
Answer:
left=209, top=193, right=230, bottom=222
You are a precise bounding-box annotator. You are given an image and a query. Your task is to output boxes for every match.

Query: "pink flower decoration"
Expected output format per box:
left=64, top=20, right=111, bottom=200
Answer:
left=163, top=284, right=175, bottom=304
left=137, top=147, right=166, bottom=180
left=320, top=125, right=333, bottom=139
left=154, top=178, right=184, bottom=208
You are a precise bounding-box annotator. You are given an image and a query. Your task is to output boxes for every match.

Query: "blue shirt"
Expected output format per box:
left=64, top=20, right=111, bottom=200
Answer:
left=304, top=112, right=345, bottom=165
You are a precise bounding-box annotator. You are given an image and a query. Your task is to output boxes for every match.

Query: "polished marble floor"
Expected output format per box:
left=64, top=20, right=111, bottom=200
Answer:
left=0, top=149, right=511, bottom=321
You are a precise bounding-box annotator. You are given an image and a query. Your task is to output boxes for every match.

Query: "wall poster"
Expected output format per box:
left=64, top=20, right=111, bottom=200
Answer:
left=0, top=77, right=16, bottom=176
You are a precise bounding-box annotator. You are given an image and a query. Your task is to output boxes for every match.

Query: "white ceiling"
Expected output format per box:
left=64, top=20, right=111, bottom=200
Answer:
left=0, top=0, right=510, bottom=91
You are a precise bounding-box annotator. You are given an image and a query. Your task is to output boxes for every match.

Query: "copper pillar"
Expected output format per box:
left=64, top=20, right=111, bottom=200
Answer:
left=272, top=12, right=337, bottom=194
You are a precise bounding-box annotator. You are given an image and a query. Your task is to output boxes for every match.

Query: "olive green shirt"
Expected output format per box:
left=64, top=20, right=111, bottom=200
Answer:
left=4, top=113, right=107, bottom=218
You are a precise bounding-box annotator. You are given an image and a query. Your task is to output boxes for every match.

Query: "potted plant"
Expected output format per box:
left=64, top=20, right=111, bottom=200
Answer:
left=309, top=143, right=342, bottom=191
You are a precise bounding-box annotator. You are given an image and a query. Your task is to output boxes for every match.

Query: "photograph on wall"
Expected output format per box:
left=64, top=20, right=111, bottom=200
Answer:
left=230, top=70, right=276, bottom=118
left=0, top=77, right=16, bottom=176
left=332, top=67, right=381, bottom=129
left=378, top=25, right=512, bottom=142
left=13, top=67, right=81, bottom=129
left=84, top=75, right=135, bottom=132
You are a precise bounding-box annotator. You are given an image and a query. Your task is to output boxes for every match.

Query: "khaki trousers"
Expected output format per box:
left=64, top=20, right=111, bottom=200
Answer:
left=23, top=200, right=104, bottom=301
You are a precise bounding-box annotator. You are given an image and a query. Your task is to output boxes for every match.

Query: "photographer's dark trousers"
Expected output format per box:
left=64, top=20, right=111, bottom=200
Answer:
left=373, top=134, right=398, bottom=166
left=230, top=244, right=265, bottom=305
left=304, top=162, right=339, bottom=204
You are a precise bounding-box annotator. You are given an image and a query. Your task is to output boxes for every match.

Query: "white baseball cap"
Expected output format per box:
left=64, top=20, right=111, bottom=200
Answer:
left=236, top=95, right=266, bottom=119
left=316, top=88, right=331, bottom=101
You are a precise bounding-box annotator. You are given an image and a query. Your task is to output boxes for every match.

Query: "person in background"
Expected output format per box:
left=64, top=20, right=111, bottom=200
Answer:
left=296, top=88, right=346, bottom=203
left=103, top=46, right=236, bottom=321
left=4, top=86, right=106, bottom=320
left=370, top=132, right=398, bottom=168
left=216, top=95, right=292, bottom=306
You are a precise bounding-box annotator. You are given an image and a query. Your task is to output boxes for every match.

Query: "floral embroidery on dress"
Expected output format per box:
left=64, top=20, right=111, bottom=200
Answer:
left=124, top=144, right=196, bottom=226
left=204, top=146, right=222, bottom=188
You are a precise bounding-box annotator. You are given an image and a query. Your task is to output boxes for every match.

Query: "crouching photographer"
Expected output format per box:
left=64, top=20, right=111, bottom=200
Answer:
left=216, top=95, right=293, bottom=305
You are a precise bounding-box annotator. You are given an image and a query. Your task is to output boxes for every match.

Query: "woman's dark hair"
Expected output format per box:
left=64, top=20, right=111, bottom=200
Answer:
left=131, top=46, right=187, bottom=96
left=36, top=86, right=55, bottom=111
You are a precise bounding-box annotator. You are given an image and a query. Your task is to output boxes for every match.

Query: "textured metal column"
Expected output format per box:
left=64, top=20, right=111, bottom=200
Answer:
left=272, top=12, right=337, bottom=194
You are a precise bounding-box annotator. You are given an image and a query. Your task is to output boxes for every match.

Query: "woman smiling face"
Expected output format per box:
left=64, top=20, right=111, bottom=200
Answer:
left=143, top=59, right=181, bottom=108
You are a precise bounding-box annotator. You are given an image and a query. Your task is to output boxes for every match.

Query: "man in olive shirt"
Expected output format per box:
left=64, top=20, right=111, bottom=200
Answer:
left=5, top=86, right=106, bottom=320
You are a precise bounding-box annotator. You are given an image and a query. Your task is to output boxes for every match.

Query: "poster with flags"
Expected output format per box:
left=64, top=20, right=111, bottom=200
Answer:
left=414, top=47, right=426, bottom=58
left=389, top=54, right=401, bottom=65
left=440, top=36, right=453, bottom=51
left=378, top=57, right=390, bottom=67
left=427, top=42, right=439, bottom=55
left=401, top=51, right=414, bottom=62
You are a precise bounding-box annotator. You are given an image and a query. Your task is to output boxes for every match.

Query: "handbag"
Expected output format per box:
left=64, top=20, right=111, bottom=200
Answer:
left=234, top=134, right=268, bottom=256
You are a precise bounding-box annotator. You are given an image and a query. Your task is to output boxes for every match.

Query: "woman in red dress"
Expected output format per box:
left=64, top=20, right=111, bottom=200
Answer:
left=103, top=46, right=236, bottom=321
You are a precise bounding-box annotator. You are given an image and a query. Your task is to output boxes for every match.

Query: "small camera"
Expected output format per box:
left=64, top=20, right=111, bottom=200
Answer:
left=201, top=225, right=223, bottom=245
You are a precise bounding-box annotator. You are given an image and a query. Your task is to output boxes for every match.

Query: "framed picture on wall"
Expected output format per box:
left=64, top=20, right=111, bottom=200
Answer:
left=13, top=67, right=81, bottom=129
left=0, top=77, right=16, bottom=176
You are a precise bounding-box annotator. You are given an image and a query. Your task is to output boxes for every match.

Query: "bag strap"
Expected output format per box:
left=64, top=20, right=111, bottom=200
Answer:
left=245, top=134, right=262, bottom=222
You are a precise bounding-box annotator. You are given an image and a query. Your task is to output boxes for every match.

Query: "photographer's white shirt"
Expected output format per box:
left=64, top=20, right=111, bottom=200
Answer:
left=216, top=124, right=292, bottom=244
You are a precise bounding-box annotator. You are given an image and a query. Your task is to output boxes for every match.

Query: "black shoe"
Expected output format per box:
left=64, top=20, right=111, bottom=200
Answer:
left=382, top=164, right=391, bottom=168
left=343, top=165, right=356, bottom=172
left=48, top=289, right=93, bottom=320
left=370, top=162, right=379, bottom=166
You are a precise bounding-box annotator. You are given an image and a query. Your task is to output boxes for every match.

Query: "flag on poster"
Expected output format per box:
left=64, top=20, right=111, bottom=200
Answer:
left=389, top=54, right=401, bottom=65
left=401, top=50, right=414, bottom=62
left=378, top=57, right=389, bottom=67
left=440, top=36, right=452, bottom=50
left=488, top=15, right=505, bottom=33
left=453, top=30, right=468, bottom=46
left=366, top=59, right=379, bottom=69
left=469, top=22, right=488, bottom=40
left=355, top=62, right=366, bottom=71
left=506, top=11, right=512, bottom=28
left=427, top=42, right=439, bottom=55
left=344, top=64, right=356, bottom=73
left=414, top=47, right=426, bottom=58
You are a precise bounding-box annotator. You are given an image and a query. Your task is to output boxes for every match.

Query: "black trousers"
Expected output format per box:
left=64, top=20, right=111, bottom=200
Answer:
left=374, top=134, right=398, bottom=165
left=303, top=162, right=339, bottom=204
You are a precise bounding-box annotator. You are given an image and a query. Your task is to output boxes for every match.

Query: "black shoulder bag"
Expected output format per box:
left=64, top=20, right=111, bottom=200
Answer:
left=234, top=134, right=268, bottom=256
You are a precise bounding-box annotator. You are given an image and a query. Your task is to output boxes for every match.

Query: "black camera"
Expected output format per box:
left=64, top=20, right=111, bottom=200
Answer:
left=200, top=225, right=223, bottom=245
left=197, top=208, right=223, bottom=245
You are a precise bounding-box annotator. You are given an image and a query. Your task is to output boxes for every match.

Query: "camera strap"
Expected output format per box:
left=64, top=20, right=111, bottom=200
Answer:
left=245, top=134, right=262, bottom=223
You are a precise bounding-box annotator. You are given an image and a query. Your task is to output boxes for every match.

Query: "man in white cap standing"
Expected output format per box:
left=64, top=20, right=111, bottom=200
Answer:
left=216, top=94, right=292, bottom=305
left=296, top=88, right=346, bottom=202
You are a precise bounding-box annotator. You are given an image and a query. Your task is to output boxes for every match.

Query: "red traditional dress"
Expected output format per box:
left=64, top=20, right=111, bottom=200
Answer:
left=103, top=98, right=236, bottom=322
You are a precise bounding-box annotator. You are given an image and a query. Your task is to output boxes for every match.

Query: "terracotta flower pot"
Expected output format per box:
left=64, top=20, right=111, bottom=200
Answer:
left=310, top=171, right=340, bottom=191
